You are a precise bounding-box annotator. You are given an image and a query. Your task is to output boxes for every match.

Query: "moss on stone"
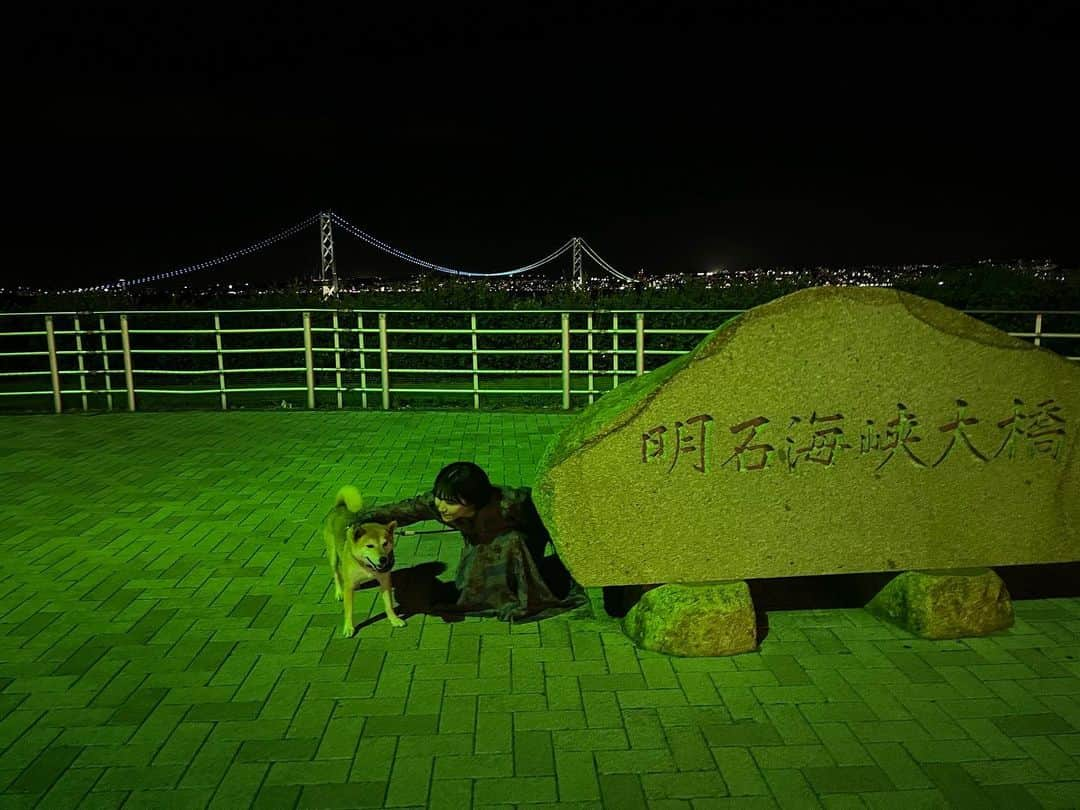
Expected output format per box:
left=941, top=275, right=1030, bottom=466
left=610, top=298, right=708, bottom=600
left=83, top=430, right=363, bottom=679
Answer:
left=897, top=291, right=1038, bottom=351
left=533, top=313, right=741, bottom=529
left=536, top=313, right=743, bottom=475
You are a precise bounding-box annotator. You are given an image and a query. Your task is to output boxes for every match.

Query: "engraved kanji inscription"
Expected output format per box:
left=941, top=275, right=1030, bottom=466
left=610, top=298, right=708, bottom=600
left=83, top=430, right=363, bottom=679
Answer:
left=784, top=411, right=852, bottom=470
left=869, top=403, right=927, bottom=472
left=641, top=424, right=668, bottom=464
left=933, top=398, right=988, bottom=467
left=668, top=414, right=714, bottom=473
left=722, top=416, right=776, bottom=472
left=1027, top=398, right=1067, bottom=459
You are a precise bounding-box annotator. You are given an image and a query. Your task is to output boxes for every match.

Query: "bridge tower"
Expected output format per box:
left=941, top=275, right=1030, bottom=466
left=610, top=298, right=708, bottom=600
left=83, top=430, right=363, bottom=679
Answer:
left=571, top=237, right=584, bottom=289
left=319, top=212, right=338, bottom=297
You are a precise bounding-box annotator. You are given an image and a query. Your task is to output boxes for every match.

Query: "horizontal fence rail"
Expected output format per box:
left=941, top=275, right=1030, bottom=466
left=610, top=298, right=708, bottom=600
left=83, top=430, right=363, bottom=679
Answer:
left=2, top=307, right=1078, bottom=414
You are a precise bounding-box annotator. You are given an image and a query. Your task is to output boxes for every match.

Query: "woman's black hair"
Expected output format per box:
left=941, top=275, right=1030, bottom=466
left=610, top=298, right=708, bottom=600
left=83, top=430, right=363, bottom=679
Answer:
left=433, top=461, right=494, bottom=507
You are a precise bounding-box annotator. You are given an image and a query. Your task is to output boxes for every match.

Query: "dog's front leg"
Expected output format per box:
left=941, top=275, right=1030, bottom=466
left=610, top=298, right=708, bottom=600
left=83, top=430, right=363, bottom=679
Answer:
left=331, top=567, right=344, bottom=602
left=380, top=578, right=406, bottom=628
left=342, top=585, right=356, bottom=638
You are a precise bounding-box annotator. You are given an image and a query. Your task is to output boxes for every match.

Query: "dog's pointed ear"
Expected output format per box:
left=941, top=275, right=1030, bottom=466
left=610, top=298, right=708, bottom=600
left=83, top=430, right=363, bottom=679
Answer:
left=387, top=520, right=397, bottom=535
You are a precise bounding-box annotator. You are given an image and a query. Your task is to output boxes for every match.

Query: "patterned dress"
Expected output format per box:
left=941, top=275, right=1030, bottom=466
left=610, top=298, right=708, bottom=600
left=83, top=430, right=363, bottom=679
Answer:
left=354, top=486, right=586, bottom=621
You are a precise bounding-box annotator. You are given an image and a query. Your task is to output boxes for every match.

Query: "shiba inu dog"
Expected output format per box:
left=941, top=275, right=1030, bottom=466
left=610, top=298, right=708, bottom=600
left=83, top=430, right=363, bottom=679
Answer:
left=323, top=485, right=405, bottom=637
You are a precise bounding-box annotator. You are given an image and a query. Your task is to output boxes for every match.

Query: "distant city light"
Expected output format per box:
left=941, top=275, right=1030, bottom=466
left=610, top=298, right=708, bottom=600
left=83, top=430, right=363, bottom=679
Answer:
left=1, top=258, right=1069, bottom=299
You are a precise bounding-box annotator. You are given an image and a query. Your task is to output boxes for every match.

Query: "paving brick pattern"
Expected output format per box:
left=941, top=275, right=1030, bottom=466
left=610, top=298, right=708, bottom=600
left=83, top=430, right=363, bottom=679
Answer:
left=1, top=411, right=1079, bottom=809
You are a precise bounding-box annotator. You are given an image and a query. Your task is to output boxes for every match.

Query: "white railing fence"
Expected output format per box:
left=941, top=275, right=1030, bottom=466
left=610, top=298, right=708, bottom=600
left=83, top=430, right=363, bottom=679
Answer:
left=2, top=308, right=1078, bottom=413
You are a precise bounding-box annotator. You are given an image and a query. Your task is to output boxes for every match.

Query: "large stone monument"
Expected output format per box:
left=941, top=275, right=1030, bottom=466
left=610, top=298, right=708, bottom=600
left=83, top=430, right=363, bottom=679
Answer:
left=534, top=287, right=1079, bottom=587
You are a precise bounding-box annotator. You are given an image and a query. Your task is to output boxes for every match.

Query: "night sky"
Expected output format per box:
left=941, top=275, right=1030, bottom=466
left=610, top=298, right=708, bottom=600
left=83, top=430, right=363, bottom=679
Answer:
left=8, top=3, right=1078, bottom=288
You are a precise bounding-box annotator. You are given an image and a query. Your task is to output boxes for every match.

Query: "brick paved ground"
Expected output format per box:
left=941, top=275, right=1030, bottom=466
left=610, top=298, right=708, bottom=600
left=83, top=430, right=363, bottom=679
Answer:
left=1, top=411, right=1078, bottom=809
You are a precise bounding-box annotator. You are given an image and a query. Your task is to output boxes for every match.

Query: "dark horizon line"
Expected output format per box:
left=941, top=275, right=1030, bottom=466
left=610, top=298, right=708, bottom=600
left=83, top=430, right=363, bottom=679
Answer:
left=4, top=258, right=1075, bottom=295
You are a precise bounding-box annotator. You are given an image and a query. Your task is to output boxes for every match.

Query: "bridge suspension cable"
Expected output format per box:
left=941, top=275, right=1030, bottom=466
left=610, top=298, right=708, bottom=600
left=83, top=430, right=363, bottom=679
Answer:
left=65, top=214, right=322, bottom=293
left=328, top=212, right=573, bottom=277
left=579, top=238, right=635, bottom=282
left=57, top=209, right=630, bottom=293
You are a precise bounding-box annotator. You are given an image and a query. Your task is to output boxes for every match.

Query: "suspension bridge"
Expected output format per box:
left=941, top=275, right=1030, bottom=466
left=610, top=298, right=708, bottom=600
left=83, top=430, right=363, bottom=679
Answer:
left=71, top=212, right=636, bottom=296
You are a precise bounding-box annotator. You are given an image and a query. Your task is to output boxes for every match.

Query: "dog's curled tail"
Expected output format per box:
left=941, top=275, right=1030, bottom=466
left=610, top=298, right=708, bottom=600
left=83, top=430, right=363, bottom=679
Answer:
left=335, top=485, right=363, bottom=512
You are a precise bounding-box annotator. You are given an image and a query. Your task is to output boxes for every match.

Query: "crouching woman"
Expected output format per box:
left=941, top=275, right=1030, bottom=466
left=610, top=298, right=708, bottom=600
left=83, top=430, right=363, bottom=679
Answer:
left=354, top=461, right=586, bottom=621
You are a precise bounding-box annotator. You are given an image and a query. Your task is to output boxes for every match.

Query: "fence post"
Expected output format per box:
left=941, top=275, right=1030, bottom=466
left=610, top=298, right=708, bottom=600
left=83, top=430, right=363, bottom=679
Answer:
left=561, top=312, right=571, bottom=410
left=587, top=312, right=595, bottom=405
left=303, top=311, right=315, bottom=409
left=378, top=312, right=390, bottom=410
left=612, top=313, right=619, bottom=389
left=332, top=311, right=343, bottom=409
left=120, top=314, right=136, bottom=412
left=214, top=313, right=227, bottom=411
left=471, top=312, right=480, bottom=410
left=635, top=312, right=645, bottom=376
left=357, top=313, right=368, bottom=409
left=45, top=315, right=62, bottom=414
left=1034, top=312, right=1043, bottom=347
left=73, top=315, right=88, bottom=411
left=99, top=316, right=113, bottom=411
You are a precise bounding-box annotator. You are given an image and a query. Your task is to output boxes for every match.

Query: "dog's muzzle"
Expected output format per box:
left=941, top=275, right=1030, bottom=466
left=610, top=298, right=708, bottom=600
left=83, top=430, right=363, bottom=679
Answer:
left=364, top=552, right=395, bottom=573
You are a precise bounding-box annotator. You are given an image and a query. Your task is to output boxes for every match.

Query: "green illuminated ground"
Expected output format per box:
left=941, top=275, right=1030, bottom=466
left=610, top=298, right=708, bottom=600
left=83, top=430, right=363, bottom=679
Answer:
left=0, top=411, right=1078, bottom=808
